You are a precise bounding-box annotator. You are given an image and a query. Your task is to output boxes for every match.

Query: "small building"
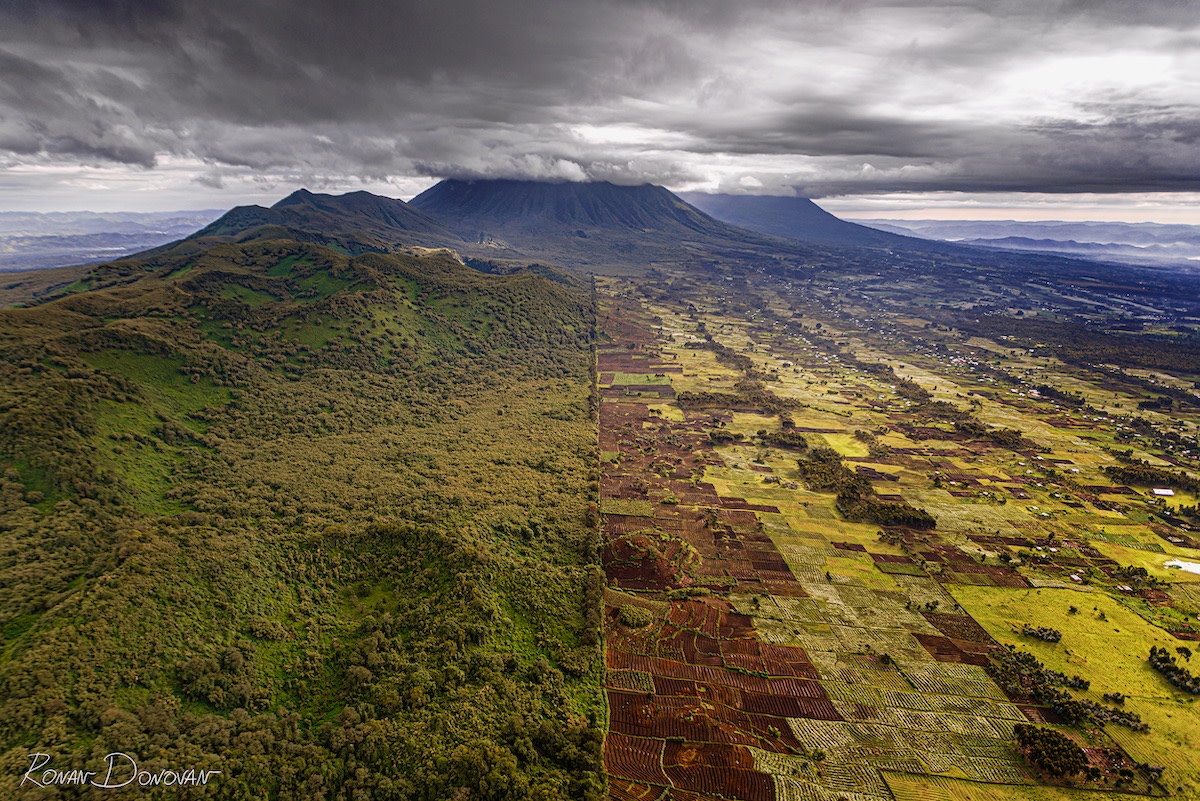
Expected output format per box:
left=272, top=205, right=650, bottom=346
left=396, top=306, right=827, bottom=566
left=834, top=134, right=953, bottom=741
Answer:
left=1152, top=488, right=1175, bottom=497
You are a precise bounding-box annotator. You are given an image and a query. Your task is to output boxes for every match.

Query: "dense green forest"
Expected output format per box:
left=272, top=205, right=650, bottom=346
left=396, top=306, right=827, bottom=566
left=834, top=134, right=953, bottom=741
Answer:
left=0, top=240, right=605, bottom=799
left=796, top=447, right=937, bottom=529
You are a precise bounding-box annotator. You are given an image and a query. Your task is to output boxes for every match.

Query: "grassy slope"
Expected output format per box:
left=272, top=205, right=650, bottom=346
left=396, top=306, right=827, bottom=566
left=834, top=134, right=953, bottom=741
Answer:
left=949, top=585, right=1200, bottom=797
left=0, top=239, right=605, bottom=800
left=0, top=263, right=91, bottom=308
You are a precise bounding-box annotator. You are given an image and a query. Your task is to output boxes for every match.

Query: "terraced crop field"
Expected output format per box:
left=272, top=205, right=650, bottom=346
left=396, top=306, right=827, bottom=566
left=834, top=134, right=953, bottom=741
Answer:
left=596, top=272, right=1200, bottom=800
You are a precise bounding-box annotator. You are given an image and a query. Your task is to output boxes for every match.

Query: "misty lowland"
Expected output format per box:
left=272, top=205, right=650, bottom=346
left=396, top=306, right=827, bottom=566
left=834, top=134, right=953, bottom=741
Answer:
left=0, top=178, right=1198, bottom=801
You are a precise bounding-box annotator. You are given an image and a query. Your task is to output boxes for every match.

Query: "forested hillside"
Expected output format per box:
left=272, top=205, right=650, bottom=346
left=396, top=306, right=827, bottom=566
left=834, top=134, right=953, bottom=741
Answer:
left=0, top=240, right=605, bottom=799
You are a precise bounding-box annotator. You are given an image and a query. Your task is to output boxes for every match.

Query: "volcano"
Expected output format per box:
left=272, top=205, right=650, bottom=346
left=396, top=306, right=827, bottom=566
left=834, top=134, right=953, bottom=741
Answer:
left=409, top=179, right=816, bottom=268
left=678, top=193, right=920, bottom=249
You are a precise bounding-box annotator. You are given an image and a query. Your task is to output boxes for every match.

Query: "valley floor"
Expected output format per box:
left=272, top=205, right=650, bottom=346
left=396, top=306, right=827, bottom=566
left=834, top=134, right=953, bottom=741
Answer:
left=594, top=274, right=1200, bottom=801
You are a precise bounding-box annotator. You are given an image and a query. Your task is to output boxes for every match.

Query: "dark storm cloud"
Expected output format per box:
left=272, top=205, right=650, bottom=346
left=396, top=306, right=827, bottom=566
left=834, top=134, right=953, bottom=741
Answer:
left=0, top=0, right=1197, bottom=197
left=677, top=105, right=977, bottom=159
left=0, top=49, right=161, bottom=165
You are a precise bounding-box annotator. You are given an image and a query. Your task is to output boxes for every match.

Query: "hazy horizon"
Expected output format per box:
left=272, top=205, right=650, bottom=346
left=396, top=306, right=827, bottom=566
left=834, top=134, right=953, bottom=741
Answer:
left=6, top=182, right=1200, bottom=227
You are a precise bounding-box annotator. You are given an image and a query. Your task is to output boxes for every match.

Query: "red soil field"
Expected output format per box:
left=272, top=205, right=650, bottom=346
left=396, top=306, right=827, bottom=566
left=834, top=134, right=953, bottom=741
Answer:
left=599, top=308, right=829, bottom=800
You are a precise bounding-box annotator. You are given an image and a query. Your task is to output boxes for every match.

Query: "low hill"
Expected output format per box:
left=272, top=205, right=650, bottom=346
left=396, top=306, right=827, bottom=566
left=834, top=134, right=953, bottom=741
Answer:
left=0, top=237, right=606, bottom=799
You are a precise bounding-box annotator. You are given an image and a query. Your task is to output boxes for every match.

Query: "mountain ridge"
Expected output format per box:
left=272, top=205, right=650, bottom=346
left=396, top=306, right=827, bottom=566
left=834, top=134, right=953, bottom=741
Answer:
left=191, top=188, right=463, bottom=253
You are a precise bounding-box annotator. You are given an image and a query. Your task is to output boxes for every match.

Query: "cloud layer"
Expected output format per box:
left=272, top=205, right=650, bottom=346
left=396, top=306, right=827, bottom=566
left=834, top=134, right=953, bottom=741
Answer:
left=1, top=0, right=1198, bottom=203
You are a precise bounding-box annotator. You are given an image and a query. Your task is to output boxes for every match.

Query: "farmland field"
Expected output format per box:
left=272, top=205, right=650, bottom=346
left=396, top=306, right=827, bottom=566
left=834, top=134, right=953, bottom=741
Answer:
left=596, top=268, right=1200, bottom=800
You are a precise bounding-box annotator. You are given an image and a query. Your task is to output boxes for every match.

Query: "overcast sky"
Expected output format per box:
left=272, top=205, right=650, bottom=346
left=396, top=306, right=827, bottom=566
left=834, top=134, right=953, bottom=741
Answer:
left=2, top=0, right=1198, bottom=221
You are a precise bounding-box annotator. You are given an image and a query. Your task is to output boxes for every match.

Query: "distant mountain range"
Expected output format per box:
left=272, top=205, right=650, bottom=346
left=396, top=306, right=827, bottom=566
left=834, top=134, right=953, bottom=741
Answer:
left=1, top=183, right=827, bottom=302
left=186, top=181, right=1026, bottom=274
left=0, top=210, right=221, bottom=271
left=856, top=218, right=1200, bottom=269
left=14, top=189, right=1200, bottom=280
left=13, top=181, right=1200, bottom=304
left=187, top=180, right=826, bottom=270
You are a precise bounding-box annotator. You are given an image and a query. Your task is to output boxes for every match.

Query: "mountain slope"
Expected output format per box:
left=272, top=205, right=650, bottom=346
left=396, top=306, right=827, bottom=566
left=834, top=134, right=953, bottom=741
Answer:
left=678, top=192, right=919, bottom=249
left=0, top=237, right=605, bottom=799
left=192, top=188, right=463, bottom=253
